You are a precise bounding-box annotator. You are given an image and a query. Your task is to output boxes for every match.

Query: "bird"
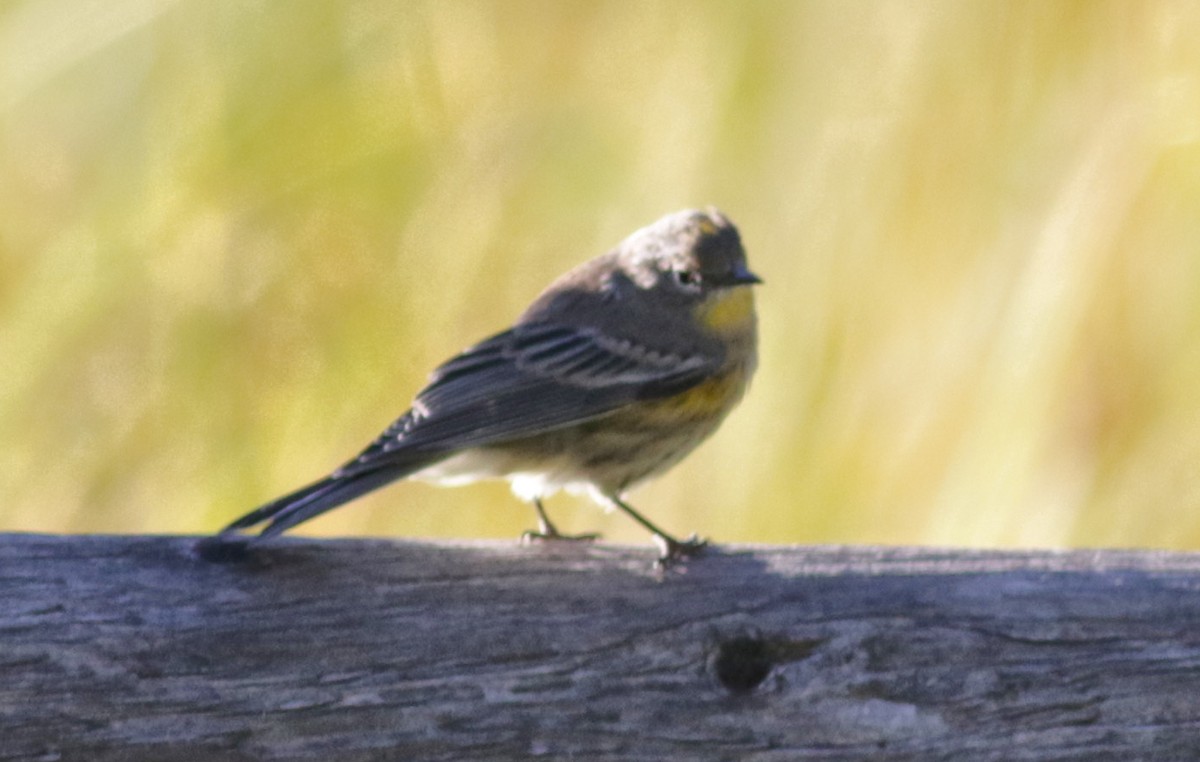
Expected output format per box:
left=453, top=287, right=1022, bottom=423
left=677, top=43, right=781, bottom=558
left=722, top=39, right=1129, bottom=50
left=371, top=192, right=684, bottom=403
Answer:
left=218, top=207, right=760, bottom=565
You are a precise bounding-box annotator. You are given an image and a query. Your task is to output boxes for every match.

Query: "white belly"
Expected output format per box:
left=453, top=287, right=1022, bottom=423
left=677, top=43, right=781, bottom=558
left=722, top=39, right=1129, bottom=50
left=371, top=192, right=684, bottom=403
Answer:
left=410, top=449, right=604, bottom=504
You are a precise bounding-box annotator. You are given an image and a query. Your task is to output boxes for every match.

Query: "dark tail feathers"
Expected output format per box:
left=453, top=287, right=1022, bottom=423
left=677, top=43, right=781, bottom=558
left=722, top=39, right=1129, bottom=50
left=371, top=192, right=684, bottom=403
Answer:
left=220, top=459, right=435, bottom=538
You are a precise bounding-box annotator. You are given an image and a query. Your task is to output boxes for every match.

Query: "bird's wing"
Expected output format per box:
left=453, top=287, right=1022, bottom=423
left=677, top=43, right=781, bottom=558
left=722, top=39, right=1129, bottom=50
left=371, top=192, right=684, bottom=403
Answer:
left=335, top=323, right=717, bottom=476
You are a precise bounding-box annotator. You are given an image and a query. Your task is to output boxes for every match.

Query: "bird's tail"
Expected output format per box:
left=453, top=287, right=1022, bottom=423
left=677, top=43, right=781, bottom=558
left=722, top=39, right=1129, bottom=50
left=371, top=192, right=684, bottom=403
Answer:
left=220, top=458, right=438, bottom=539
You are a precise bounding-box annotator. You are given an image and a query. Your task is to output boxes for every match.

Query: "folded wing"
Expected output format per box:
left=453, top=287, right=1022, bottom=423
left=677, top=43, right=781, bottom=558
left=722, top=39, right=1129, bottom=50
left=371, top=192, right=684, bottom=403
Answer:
left=337, top=323, right=717, bottom=476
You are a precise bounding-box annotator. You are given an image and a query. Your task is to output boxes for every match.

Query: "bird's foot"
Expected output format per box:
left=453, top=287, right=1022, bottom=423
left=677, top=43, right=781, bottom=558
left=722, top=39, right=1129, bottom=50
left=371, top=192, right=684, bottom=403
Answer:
left=521, top=529, right=602, bottom=544
left=521, top=515, right=601, bottom=545
left=653, top=533, right=708, bottom=568
left=524, top=500, right=601, bottom=545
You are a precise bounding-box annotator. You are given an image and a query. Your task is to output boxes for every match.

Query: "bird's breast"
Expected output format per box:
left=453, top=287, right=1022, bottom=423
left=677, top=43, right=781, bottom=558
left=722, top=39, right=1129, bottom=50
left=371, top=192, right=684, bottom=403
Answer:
left=695, top=286, right=756, bottom=336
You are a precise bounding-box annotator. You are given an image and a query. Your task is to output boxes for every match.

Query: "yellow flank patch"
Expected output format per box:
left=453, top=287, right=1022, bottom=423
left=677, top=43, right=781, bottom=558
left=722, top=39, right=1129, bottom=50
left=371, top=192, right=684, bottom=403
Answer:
left=696, top=218, right=719, bottom=237
left=696, top=287, right=755, bottom=333
left=677, top=373, right=740, bottom=410
left=638, top=372, right=742, bottom=421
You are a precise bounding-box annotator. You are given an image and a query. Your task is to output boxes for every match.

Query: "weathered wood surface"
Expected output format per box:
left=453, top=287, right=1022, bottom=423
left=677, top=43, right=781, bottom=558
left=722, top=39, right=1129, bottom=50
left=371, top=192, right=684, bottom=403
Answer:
left=4, top=534, right=1200, bottom=761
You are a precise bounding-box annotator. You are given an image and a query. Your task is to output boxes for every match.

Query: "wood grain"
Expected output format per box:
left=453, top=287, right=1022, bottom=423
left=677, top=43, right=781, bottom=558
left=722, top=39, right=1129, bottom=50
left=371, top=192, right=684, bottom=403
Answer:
left=4, top=533, right=1200, bottom=760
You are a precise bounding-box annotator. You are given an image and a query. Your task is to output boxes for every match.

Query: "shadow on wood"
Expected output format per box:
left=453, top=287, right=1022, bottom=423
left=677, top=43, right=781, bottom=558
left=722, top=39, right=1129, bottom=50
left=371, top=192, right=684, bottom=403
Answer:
left=4, top=533, right=1200, bottom=760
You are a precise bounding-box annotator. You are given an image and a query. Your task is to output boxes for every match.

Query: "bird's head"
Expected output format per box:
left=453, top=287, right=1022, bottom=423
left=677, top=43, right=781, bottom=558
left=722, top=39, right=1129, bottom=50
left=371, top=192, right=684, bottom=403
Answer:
left=616, top=208, right=761, bottom=336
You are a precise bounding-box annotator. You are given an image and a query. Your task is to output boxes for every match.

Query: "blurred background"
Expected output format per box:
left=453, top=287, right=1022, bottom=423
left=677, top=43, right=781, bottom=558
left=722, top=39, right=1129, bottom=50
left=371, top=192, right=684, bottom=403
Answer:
left=3, top=0, right=1200, bottom=549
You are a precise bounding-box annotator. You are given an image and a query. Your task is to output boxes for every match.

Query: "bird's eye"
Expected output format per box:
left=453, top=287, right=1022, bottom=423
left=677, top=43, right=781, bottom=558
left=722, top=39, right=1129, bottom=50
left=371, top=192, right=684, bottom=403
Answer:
left=673, top=270, right=702, bottom=289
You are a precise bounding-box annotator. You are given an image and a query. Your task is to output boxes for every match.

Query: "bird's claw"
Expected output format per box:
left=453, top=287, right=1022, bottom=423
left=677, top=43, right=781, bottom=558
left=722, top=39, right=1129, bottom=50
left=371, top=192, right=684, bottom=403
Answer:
left=653, top=533, right=708, bottom=568
left=521, top=529, right=601, bottom=545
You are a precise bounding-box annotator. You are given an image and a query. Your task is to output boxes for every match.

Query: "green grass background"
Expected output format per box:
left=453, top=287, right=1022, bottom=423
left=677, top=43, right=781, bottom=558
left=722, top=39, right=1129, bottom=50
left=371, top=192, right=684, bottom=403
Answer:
left=3, top=0, right=1200, bottom=548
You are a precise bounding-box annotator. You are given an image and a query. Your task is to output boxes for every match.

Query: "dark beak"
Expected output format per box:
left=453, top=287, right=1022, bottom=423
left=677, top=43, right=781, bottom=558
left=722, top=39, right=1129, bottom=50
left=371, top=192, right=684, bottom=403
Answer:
left=728, top=262, right=762, bottom=286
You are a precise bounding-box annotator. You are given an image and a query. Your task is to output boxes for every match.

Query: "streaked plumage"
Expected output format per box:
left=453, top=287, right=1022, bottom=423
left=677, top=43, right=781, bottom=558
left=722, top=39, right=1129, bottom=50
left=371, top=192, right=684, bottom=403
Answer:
left=221, top=207, right=760, bottom=564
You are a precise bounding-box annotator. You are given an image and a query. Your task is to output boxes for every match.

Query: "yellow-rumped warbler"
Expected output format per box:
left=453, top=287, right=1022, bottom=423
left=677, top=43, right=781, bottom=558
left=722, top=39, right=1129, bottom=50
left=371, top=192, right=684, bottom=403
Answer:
left=220, top=208, right=760, bottom=563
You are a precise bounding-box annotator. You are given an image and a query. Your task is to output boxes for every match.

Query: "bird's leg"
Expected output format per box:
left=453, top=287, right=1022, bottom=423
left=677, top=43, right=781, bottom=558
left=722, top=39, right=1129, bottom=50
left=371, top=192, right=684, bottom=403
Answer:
left=521, top=498, right=600, bottom=543
left=608, top=495, right=707, bottom=566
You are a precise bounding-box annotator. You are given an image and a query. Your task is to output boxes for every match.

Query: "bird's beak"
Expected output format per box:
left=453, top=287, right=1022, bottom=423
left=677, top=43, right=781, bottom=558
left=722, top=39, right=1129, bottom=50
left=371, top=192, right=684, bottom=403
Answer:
left=729, top=262, right=762, bottom=286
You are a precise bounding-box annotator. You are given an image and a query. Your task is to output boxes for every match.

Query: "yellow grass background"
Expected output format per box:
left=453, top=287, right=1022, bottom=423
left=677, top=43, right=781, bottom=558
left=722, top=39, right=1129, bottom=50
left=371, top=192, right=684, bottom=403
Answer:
left=3, top=1, right=1200, bottom=549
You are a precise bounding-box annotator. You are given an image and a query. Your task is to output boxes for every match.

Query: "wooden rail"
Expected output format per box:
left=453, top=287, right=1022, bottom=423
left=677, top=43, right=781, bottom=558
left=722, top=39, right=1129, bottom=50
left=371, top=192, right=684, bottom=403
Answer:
left=4, top=533, right=1200, bottom=760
